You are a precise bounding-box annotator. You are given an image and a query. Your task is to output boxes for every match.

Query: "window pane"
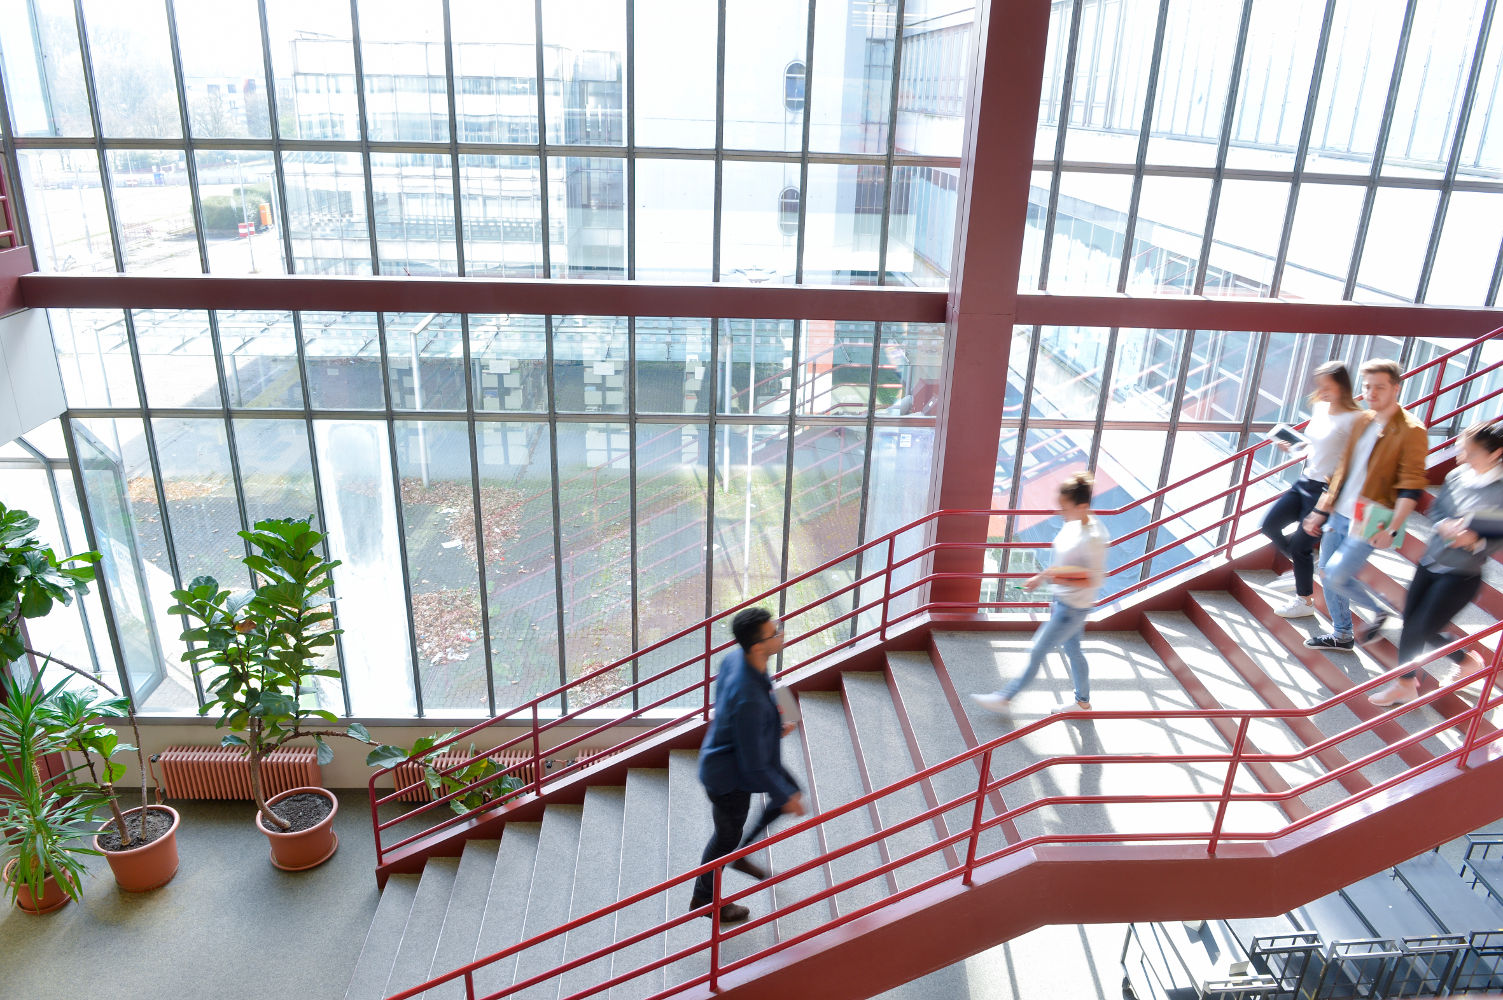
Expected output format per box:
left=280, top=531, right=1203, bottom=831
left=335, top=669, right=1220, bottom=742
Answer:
left=719, top=319, right=795, bottom=416
left=1223, top=0, right=1327, bottom=173
left=1018, top=171, right=1049, bottom=291
left=1282, top=181, right=1365, bottom=300
left=886, top=165, right=958, bottom=287
left=1095, top=427, right=1168, bottom=586
left=132, top=309, right=221, bottom=409
left=196, top=151, right=286, bottom=275
left=897, top=10, right=973, bottom=158
left=1380, top=0, right=1484, bottom=178
left=1204, top=180, right=1290, bottom=297
left=234, top=417, right=318, bottom=527
left=48, top=308, right=137, bottom=408
left=394, top=420, right=486, bottom=715
left=1354, top=186, right=1440, bottom=303
left=81, top=0, right=181, bottom=139
left=175, top=0, right=272, bottom=138
left=1305, top=0, right=1408, bottom=176
left=218, top=310, right=304, bottom=409
left=151, top=417, right=247, bottom=591
left=724, top=0, right=808, bottom=151
left=451, top=0, right=539, bottom=145
left=549, top=156, right=625, bottom=278
left=17, top=151, right=114, bottom=273
left=636, top=422, right=707, bottom=710
left=1183, top=330, right=1257, bottom=422
left=1032, top=326, right=1108, bottom=420
left=803, top=163, right=884, bottom=285
left=303, top=311, right=386, bottom=409
left=109, top=150, right=199, bottom=274
left=266, top=0, right=360, bottom=141
left=1124, top=175, right=1210, bottom=294
left=386, top=312, right=465, bottom=411
left=541, top=0, right=625, bottom=147
left=879, top=322, right=945, bottom=419
left=721, top=161, right=799, bottom=283
left=1425, top=191, right=1503, bottom=306
left=1460, top=0, right=1503, bottom=172
left=1255, top=332, right=1338, bottom=425
left=471, top=314, right=548, bottom=413
left=358, top=0, right=450, bottom=142
left=460, top=154, right=544, bottom=278
left=1104, top=327, right=1186, bottom=422
left=283, top=151, right=372, bottom=275
left=796, top=321, right=873, bottom=418
left=1145, top=0, right=1241, bottom=167
left=808, top=0, right=896, bottom=155
left=554, top=315, right=628, bottom=414
left=635, top=317, right=712, bottom=415
left=556, top=421, right=631, bottom=686
left=475, top=420, right=559, bottom=707
left=636, top=158, right=712, bottom=282
left=314, top=418, right=415, bottom=716
left=1059, top=0, right=1150, bottom=163
left=0, top=0, right=93, bottom=137
left=371, top=153, right=458, bottom=276
left=712, top=425, right=786, bottom=611
left=1048, top=171, right=1131, bottom=292
left=634, top=0, right=714, bottom=148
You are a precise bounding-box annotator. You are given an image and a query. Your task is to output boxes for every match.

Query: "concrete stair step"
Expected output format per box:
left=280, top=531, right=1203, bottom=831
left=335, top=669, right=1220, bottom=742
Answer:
left=608, top=769, right=670, bottom=1000
left=799, top=690, right=890, bottom=915
left=383, top=857, right=460, bottom=999
left=511, top=805, right=584, bottom=999
left=345, top=873, right=420, bottom=1000
left=885, top=650, right=1008, bottom=861
left=842, top=672, right=951, bottom=888
left=421, top=840, right=501, bottom=1000
left=767, top=722, right=833, bottom=942
left=469, top=822, right=542, bottom=1000
left=558, top=787, right=627, bottom=1000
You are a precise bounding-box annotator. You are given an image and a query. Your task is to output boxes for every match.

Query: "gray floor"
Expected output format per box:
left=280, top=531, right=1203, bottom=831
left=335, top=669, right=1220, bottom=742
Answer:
left=4, top=794, right=1498, bottom=1000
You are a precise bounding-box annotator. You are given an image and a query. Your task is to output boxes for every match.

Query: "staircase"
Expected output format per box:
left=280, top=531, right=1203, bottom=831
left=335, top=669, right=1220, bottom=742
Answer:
left=345, top=500, right=1503, bottom=1000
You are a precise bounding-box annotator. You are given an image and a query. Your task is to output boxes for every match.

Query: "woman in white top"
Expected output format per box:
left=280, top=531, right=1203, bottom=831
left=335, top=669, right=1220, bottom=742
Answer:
left=974, top=472, right=1110, bottom=714
left=1260, top=362, right=1362, bottom=618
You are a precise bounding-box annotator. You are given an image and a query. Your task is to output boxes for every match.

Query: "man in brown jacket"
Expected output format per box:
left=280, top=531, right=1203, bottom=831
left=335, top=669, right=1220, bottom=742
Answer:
left=1300, top=358, right=1429, bottom=662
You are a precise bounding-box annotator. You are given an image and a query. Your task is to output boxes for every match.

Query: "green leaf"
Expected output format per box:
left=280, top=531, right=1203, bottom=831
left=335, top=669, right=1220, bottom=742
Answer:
left=221, top=734, right=248, bottom=748
left=313, top=736, right=334, bottom=767
left=365, top=745, right=408, bottom=769
left=346, top=723, right=371, bottom=743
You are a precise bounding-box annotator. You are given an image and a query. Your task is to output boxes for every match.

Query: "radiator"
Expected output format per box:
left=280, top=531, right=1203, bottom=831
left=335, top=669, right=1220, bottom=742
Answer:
left=155, top=745, right=322, bottom=800
left=391, top=747, right=612, bottom=803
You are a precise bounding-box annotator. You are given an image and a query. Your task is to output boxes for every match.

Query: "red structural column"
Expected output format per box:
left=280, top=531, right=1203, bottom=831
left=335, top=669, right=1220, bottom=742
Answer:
left=925, top=0, right=1053, bottom=606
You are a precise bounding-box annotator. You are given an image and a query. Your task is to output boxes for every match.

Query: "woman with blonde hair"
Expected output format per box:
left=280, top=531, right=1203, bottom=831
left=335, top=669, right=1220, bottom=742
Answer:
left=974, top=471, right=1110, bottom=714
left=1261, top=361, right=1362, bottom=618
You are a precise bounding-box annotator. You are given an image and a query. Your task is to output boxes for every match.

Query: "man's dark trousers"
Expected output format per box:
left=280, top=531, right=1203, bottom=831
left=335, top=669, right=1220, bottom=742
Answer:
left=692, top=789, right=782, bottom=902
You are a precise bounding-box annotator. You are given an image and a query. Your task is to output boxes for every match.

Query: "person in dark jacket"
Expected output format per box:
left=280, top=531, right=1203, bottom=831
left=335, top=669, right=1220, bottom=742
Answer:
left=690, top=607, right=806, bottom=924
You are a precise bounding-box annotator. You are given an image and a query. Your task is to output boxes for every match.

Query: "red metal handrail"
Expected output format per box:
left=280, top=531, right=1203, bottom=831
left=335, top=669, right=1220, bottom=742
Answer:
left=368, top=327, right=1503, bottom=859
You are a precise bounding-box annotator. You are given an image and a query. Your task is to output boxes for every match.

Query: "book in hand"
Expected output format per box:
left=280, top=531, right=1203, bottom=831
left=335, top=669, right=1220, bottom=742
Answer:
left=1352, top=498, right=1407, bottom=546
left=1050, top=563, right=1093, bottom=584
left=773, top=684, right=800, bottom=729
left=1267, top=423, right=1309, bottom=451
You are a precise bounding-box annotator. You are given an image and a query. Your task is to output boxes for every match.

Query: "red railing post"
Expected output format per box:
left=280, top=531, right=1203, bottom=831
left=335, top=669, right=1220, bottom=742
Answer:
left=531, top=704, right=543, bottom=796
left=703, top=625, right=714, bottom=722
left=708, top=866, right=724, bottom=992
left=880, top=534, right=896, bottom=640
left=962, top=748, right=993, bottom=886
left=1425, top=358, right=1446, bottom=425
left=1226, top=454, right=1253, bottom=559
left=370, top=780, right=383, bottom=866
left=1207, top=715, right=1250, bottom=856
left=464, top=969, right=475, bottom=1000
left=1458, top=643, right=1503, bottom=770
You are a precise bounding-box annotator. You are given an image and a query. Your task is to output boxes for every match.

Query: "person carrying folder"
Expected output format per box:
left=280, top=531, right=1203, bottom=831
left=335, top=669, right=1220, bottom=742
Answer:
left=1371, top=420, right=1503, bottom=706
left=1301, top=358, right=1429, bottom=651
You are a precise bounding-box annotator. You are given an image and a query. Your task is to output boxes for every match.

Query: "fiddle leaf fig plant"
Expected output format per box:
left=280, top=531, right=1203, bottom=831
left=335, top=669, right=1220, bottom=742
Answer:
left=0, top=502, right=97, bottom=669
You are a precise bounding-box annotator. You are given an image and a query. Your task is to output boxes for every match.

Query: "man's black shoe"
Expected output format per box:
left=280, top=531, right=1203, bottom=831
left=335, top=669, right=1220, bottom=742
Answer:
left=730, top=856, right=768, bottom=881
left=1358, top=613, right=1392, bottom=645
left=1304, top=632, right=1354, bottom=651
left=689, top=897, right=751, bottom=923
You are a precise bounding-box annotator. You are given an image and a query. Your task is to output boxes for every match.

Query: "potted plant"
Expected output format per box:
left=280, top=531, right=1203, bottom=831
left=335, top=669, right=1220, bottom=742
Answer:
left=0, top=671, right=105, bottom=913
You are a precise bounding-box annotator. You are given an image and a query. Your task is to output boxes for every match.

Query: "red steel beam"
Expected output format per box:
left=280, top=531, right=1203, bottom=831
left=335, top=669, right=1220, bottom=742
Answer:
left=16, top=272, right=948, bottom=323
left=924, top=0, right=1052, bottom=606
left=0, top=246, right=33, bottom=318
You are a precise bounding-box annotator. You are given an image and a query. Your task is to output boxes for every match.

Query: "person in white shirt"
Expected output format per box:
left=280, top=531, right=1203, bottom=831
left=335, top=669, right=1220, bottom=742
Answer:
left=1260, top=362, right=1362, bottom=618
left=973, top=472, right=1111, bottom=714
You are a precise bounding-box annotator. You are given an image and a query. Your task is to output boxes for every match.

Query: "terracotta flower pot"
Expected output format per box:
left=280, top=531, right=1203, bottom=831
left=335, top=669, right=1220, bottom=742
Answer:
left=3, top=859, right=70, bottom=915
left=254, top=786, right=339, bottom=871
left=95, top=805, right=181, bottom=892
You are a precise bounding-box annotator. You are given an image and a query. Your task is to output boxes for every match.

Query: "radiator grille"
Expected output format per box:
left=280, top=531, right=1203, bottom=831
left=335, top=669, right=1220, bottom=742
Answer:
left=155, top=745, right=322, bottom=800
left=391, top=747, right=612, bottom=803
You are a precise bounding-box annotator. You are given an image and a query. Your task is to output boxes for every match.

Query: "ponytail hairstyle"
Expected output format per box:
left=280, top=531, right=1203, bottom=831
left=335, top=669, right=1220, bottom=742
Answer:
left=1308, top=360, right=1360, bottom=412
left=1058, top=471, right=1094, bottom=508
left=1461, top=418, right=1503, bottom=457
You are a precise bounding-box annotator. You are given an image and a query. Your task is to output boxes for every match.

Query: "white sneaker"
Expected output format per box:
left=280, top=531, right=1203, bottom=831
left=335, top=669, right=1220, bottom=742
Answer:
left=1274, top=598, right=1316, bottom=618
left=971, top=692, right=1011, bottom=714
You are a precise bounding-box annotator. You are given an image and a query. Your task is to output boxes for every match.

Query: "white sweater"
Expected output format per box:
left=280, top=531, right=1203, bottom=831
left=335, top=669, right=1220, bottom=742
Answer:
left=1302, top=401, right=1362, bottom=483
left=1050, top=516, right=1110, bottom=609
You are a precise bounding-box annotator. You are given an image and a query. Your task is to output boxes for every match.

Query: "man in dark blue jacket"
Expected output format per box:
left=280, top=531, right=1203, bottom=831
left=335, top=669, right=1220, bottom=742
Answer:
left=689, top=607, right=805, bottom=923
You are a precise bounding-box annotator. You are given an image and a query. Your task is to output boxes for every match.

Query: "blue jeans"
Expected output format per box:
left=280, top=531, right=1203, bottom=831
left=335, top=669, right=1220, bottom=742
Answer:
left=1002, top=598, right=1091, bottom=703
left=1319, top=513, right=1392, bottom=638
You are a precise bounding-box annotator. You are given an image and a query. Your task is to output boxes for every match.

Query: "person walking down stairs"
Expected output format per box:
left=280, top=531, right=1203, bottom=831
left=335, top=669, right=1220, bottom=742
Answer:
left=690, top=608, right=807, bottom=924
left=972, top=472, right=1111, bottom=715
left=1370, top=420, right=1503, bottom=707
left=1301, top=358, right=1429, bottom=652
left=1260, top=361, right=1362, bottom=619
